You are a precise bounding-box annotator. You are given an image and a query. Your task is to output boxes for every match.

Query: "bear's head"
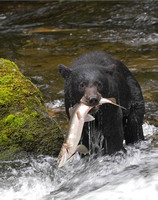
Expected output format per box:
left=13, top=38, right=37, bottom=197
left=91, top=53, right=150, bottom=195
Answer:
left=58, top=63, right=116, bottom=109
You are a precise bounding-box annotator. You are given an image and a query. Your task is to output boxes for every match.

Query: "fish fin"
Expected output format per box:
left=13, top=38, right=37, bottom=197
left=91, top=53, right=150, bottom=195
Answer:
left=77, top=111, right=95, bottom=122
left=76, top=144, right=89, bottom=155
left=67, top=145, right=89, bottom=162
left=85, top=114, right=95, bottom=122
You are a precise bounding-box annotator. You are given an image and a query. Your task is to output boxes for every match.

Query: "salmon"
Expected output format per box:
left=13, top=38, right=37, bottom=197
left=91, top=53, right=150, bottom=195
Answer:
left=57, top=102, right=93, bottom=168
left=57, top=97, right=125, bottom=168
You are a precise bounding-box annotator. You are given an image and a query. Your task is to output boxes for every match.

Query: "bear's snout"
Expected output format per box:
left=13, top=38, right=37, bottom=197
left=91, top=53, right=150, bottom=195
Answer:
left=88, top=96, right=99, bottom=106
left=83, top=86, right=101, bottom=106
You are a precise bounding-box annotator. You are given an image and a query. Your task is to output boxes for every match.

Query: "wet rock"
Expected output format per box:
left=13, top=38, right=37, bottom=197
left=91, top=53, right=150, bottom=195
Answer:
left=0, top=58, right=63, bottom=160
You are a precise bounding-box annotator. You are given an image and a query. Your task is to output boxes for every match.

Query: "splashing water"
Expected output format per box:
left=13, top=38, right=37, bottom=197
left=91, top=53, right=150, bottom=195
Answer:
left=0, top=123, right=158, bottom=200
left=87, top=109, right=106, bottom=156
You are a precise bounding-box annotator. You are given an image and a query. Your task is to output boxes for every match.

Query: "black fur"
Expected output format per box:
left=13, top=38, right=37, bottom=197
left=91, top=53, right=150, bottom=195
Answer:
left=58, top=51, right=145, bottom=155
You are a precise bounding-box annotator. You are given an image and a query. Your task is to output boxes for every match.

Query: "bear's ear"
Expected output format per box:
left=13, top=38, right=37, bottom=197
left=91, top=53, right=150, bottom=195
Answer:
left=105, top=64, right=116, bottom=75
left=58, top=64, right=72, bottom=79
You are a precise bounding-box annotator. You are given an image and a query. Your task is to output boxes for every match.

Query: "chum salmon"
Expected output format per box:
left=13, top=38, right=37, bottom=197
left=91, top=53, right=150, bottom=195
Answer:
left=57, top=97, right=125, bottom=168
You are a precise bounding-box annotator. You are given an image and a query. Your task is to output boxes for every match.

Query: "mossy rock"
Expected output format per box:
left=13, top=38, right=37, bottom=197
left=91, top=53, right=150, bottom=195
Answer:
left=0, top=58, right=63, bottom=160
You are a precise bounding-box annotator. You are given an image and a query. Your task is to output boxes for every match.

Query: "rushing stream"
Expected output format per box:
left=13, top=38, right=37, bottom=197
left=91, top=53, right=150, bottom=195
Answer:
left=0, top=1, right=158, bottom=200
left=0, top=123, right=158, bottom=200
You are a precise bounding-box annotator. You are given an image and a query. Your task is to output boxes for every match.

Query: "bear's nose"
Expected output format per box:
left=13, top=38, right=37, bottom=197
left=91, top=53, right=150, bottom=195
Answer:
left=89, top=97, right=99, bottom=106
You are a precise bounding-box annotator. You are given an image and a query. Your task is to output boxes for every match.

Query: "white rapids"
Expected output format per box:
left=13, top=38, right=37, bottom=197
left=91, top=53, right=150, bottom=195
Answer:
left=0, top=123, right=158, bottom=200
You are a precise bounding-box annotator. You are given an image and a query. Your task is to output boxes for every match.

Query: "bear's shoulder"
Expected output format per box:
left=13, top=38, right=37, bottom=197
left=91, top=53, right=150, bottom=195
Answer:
left=70, top=51, right=119, bottom=68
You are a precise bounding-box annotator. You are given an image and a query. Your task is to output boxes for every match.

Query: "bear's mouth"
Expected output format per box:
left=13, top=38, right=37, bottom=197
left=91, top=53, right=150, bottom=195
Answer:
left=80, top=95, right=101, bottom=107
left=89, top=105, right=100, bottom=114
left=80, top=95, right=101, bottom=114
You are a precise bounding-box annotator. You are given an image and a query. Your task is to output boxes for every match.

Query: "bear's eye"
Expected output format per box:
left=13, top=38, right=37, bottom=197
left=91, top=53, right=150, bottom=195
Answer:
left=95, top=81, right=103, bottom=90
left=79, top=82, right=86, bottom=92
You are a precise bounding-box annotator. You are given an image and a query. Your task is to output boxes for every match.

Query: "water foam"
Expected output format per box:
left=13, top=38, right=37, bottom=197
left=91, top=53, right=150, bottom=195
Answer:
left=0, top=123, right=157, bottom=200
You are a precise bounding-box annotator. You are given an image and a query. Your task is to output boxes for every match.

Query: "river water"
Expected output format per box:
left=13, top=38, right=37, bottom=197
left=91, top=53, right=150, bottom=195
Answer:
left=0, top=1, right=158, bottom=200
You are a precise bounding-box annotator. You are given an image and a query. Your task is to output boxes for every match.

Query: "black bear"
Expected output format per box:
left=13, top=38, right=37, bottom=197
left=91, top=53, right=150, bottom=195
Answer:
left=58, top=51, right=145, bottom=155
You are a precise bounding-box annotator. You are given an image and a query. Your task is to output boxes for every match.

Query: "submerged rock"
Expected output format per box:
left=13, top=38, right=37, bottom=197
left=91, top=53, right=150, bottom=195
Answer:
left=0, top=58, right=63, bottom=160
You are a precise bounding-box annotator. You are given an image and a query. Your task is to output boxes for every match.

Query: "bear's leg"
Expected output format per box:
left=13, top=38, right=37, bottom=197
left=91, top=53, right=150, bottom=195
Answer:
left=124, top=104, right=144, bottom=145
left=80, top=125, right=89, bottom=150
left=80, top=106, right=124, bottom=156
left=102, top=106, right=124, bottom=155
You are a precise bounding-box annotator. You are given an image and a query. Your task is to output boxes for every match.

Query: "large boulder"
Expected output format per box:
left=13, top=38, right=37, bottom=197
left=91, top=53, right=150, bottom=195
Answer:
left=0, top=58, right=63, bottom=159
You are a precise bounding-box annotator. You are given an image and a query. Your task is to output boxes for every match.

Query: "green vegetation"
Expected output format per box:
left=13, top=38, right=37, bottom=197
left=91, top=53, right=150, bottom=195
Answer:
left=0, top=59, right=63, bottom=160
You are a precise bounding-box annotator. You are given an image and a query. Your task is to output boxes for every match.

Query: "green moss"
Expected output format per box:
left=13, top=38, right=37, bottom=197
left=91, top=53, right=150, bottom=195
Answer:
left=5, top=114, right=15, bottom=124
left=0, top=58, right=63, bottom=160
left=0, top=59, right=18, bottom=70
left=0, top=134, right=9, bottom=143
left=30, top=111, right=40, bottom=118
left=0, top=75, right=13, bottom=84
left=0, top=90, right=13, bottom=105
left=0, top=58, right=43, bottom=108
left=4, top=113, right=25, bottom=129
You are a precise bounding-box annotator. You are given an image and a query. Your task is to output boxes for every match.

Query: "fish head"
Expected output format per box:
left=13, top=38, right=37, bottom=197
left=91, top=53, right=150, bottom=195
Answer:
left=57, top=142, right=75, bottom=168
left=57, top=145, right=69, bottom=168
